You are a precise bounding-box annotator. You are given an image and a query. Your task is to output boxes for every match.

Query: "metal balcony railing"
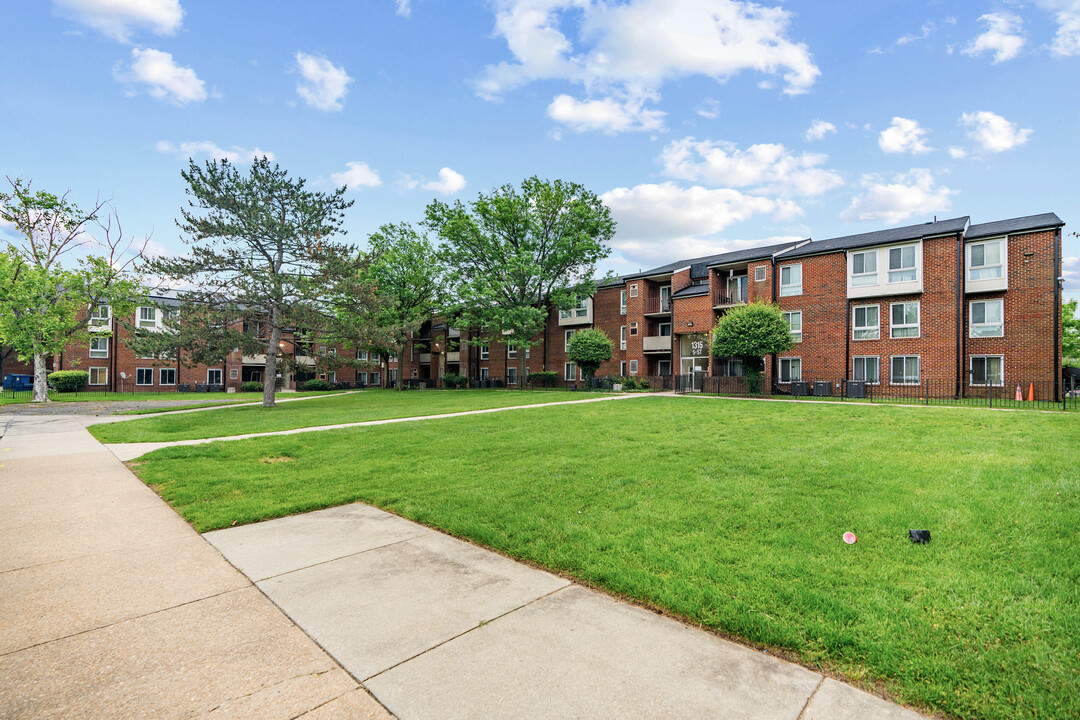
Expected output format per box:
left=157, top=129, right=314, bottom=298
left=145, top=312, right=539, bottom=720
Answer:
left=714, top=289, right=747, bottom=307
left=645, top=298, right=672, bottom=314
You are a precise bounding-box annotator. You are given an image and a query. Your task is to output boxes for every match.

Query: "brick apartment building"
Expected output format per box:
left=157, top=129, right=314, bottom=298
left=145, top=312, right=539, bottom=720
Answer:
left=6, top=211, right=1065, bottom=398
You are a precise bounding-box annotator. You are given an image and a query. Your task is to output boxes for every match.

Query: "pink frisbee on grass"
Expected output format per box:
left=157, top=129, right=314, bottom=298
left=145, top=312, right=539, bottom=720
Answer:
left=842, top=532, right=858, bottom=544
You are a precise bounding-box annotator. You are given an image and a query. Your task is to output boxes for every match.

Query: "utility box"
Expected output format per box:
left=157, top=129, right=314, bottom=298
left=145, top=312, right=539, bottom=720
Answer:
left=846, top=381, right=867, bottom=399
left=790, top=381, right=810, bottom=397
left=813, top=381, right=832, bottom=397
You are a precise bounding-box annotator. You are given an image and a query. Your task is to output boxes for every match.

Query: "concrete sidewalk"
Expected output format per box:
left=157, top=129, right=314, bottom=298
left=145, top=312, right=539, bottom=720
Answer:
left=206, top=502, right=928, bottom=720
left=104, top=393, right=651, bottom=461
left=0, top=414, right=390, bottom=719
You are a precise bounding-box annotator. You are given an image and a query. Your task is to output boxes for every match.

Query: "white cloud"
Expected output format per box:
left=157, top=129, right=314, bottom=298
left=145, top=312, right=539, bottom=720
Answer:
left=330, top=161, right=382, bottom=190
left=962, top=13, right=1025, bottom=63
left=116, top=48, right=206, bottom=104
left=395, top=0, right=411, bottom=18
left=696, top=98, right=720, bottom=119
left=960, top=110, right=1032, bottom=152
left=156, top=140, right=274, bottom=163
left=54, top=0, right=182, bottom=43
left=1036, top=1, right=1080, bottom=56
left=422, top=167, right=467, bottom=195
left=878, top=117, right=931, bottom=154
left=1063, top=255, right=1079, bottom=289
left=896, top=21, right=936, bottom=46
left=475, top=0, right=819, bottom=133
left=805, top=119, right=836, bottom=141
left=948, top=146, right=968, bottom=159
left=547, top=94, right=665, bottom=133
left=840, top=169, right=956, bottom=224
left=294, top=52, right=353, bottom=111
left=658, top=137, right=843, bottom=198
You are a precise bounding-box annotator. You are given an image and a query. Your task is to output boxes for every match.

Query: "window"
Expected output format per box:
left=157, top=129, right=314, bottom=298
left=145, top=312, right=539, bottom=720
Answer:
left=853, top=305, right=880, bottom=340
left=629, top=322, right=638, bottom=336
left=480, top=344, right=489, bottom=360
left=852, top=356, right=879, bottom=384
left=231, top=368, right=240, bottom=380
left=754, top=266, right=767, bottom=282
left=970, top=356, right=1004, bottom=386
left=564, top=329, right=576, bottom=350
left=658, top=322, right=672, bottom=336
left=559, top=297, right=589, bottom=319
left=628, top=359, right=638, bottom=375
left=784, top=311, right=802, bottom=343
left=325, top=371, right=336, bottom=385
left=89, top=336, right=109, bottom=358
left=388, top=354, right=397, bottom=363
left=136, top=368, right=154, bottom=386
left=888, top=245, right=917, bottom=283
left=968, top=239, right=1004, bottom=281
left=90, top=304, right=111, bottom=322
left=507, top=367, right=518, bottom=384
left=137, top=306, right=157, bottom=328
left=620, top=290, right=627, bottom=315
left=970, top=299, right=1003, bottom=337
left=480, top=368, right=489, bottom=381
left=620, top=325, right=627, bottom=350
left=160, top=368, right=176, bottom=385
left=890, top=356, right=920, bottom=385
left=629, top=284, right=638, bottom=298
left=564, top=362, right=577, bottom=381
left=620, top=361, right=626, bottom=376
left=89, top=367, right=107, bottom=385
left=207, top=369, right=223, bottom=385
left=525, top=346, right=530, bottom=359
left=507, top=346, right=517, bottom=359
left=779, top=264, right=802, bottom=296
left=890, top=302, right=920, bottom=338
left=851, top=250, right=878, bottom=286
left=369, top=372, right=380, bottom=385
left=779, top=357, right=801, bottom=383
left=356, top=350, right=368, bottom=361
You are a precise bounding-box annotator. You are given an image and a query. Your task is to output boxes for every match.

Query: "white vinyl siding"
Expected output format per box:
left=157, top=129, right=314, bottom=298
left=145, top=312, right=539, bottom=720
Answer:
left=784, top=311, right=802, bottom=343
left=970, top=355, right=1004, bottom=386
left=779, top=264, right=802, bottom=297
left=852, top=356, right=879, bottom=384
left=890, top=302, right=920, bottom=339
left=970, top=299, right=1004, bottom=337
left=853, top=305, right=880, bottom=340
left=890, top=356, right=920, bottom=385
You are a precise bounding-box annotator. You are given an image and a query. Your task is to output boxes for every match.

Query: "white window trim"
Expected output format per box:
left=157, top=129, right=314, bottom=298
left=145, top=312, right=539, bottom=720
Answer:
left=90, top=304, right=111, bottom=321
left=887, top=244, right=918, bottom=284
left=620, top=326, right=627, bottom=350
left=480, top=344, right=489, bottom=360
left=207, top=369, right=223, bottom=384
left=89, top=336, right=109, bottom=358
left=159, top=368, right=176, bottom=386
left=784, top=311, right=802, bottom=343
left=89, top=367, right=108, bottom=386
left=852, top=305, right=880, bottom=341
left=564, top=362, right=577, bottom=381
left=629, top=322, right=638, bottom=336
left=619, top=290, right=627, bottom=315
left=850, top=249, right=879, bottom=287
left=619, top=361, right=626, bottom=376
left=889, top=355, right=920, bottom=386
left=480, top=367, right=489, bottom=381
left=852, top=356, right=880, bottom=385
left=564, top=329, right=575, bottom=351
left=135, top=367, right=155, bottom=386
left=969, top=299, right=1004, bottom=338
left=629, top=284, right=638, bottom=298
left=507, top=346, right=517, bottom=359
left=778, top=357, right=801, bottom=384
left=779, top=264, right=802, bottom=297
left=889, top=301, right=921, bottom=339
left=628, top=359, right=638, bottom=375
left=969, top=355, right=1005, bottom=387
left=754, top=266, right=767, bottom=282
left=966, top=238, right=1006, bottom=282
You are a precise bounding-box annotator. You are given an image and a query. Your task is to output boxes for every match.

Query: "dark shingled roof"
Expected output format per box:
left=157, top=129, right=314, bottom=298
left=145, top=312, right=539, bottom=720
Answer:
left=620, top=239, right=805, bottom=282
left=671, top=284, right=709, bottom=299
left=780, top=216, right=970, bottom=259
left=965, top=212, right=1063, bottom=240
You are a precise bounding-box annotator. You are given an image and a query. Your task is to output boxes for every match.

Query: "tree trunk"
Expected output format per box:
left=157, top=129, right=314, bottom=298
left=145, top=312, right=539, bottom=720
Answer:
left=263, top=321, right=281, bottom=408
left=518, top=350, right=527, bottom=390
left=32, top=353, right=50, bottom=403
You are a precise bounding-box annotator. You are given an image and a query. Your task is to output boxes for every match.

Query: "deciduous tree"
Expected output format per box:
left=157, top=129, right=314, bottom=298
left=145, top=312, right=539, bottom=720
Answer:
left=566, top=328, right=613, bottom=385
left=711, top=302, right=793, bottom=394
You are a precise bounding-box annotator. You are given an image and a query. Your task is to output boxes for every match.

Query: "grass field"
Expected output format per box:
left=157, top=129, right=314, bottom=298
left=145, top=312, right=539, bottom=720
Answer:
left=0, top=390, right=343, bottom=408
left=131, top=396, right=1080, bottom=720
left=90, top=389, right=612, bottom=442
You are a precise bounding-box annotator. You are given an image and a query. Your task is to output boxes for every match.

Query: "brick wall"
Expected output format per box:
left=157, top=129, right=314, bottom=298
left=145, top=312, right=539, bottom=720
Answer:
left=775, top=253, right=849, bottom=381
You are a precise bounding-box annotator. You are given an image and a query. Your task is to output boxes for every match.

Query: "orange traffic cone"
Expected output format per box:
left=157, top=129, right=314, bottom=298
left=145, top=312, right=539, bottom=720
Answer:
left=1015, top=384, right=1023, bottom=402
left=1028, top=383, right=1035, bottom=402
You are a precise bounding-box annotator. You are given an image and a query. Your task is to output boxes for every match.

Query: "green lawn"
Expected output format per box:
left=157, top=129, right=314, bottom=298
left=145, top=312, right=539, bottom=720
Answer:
left=131, top=396, right=1080, bottom=720
left=90, top=389, right=612, bottom=442
left=0, top=390, right=343, bottom=407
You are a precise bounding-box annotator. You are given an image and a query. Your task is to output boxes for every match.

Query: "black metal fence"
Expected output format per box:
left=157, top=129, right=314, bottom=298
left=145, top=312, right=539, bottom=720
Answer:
left=672, top=374, right=1079, bottom=412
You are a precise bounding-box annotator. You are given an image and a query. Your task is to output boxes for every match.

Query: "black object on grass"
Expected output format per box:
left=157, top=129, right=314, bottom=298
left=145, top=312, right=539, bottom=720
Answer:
left=909, top=529, right=931, bottom=543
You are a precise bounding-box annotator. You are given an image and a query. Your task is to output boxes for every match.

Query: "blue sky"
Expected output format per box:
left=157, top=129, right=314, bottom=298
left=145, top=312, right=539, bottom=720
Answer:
left=2, top=0, right=1077, bottom=301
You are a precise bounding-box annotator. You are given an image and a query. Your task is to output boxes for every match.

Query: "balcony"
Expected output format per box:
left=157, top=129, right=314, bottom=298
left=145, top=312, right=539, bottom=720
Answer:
left=713, top=289, right=747, bottom=309
left=642, top=335, right=672, bottom=353
left=643, top=298, right=672, bottom=316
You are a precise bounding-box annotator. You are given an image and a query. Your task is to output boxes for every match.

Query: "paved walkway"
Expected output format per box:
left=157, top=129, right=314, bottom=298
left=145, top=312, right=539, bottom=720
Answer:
left=0, top=414, right=390, bottom=719
left=79, top=390, right=365, bottom=424
left=103, top=393, right=650, bottom=461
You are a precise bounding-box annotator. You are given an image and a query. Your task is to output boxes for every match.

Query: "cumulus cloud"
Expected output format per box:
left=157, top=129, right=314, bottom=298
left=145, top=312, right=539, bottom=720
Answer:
left=116, top=48, right=206, bottom=104
left=422, top=167, right=467, bottom=195
left=658, top=137, right=843, bottom=198
left=962, top=13, right=1025, bottom=63
left=1039, top=0, right=1080, bottom=56
left=547, top=94, right=665, bottom=133
left=294, top=52, right=353, bottom=111
left=960, top=110, right=1032, bottom=152
left=805, top=119, right=836, bottom=141
left=53, top=0, right=182, bottom=43
left=840, top=169, right=956, bottom=224
left=476, top=0, right=819, bottom=134
left=948, top=146, right=968, bottom=159
left=878, top=117, right=931, bottom=154
left=330, top=161, right=382, bottom=190
left=156, top=140, right=274, bottom=163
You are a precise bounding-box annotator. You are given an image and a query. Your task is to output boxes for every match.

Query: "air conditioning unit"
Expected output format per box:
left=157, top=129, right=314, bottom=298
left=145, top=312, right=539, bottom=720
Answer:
left=846, top=381, right=867, bottom=399
left=813, top=381, right=832, bottom=397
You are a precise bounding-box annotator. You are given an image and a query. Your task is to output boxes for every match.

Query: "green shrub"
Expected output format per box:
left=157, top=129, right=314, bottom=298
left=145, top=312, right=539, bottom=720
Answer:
left=47, top=370, right=89, bottom=392
left=240, top=381, right=264, bottom=393
left=300, top=379, right=334, bottom=391
left=528, top=370, right=558, bottom=387
left=442, top=373, right=467, bottom=389
left=566, top=328, right=614, bottom=384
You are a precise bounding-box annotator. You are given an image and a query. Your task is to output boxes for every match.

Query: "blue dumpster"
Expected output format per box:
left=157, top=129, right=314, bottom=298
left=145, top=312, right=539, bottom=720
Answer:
left=3, top=374, right=34, bottom=391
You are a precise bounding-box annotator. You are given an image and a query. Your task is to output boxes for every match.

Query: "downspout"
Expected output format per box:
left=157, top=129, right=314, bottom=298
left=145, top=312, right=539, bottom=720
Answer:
left=956, top=231, right=965, bottom=398
left=770, top=255, right=778, bottom=383
left=844, top=299, right=850, bottom=381
left=1054, top=226, right=1062, bottom=399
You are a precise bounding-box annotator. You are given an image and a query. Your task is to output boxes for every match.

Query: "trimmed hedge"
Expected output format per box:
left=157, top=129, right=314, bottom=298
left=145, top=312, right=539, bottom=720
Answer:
left=528, top=370, right=558, bottom=387
left=47, top=370, right=89, bottom=392
left=300, top=379, right=334, bottom=391
left=442, top=373, right=467, bottom=389
left=240, top=381, right=264, bottom=393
